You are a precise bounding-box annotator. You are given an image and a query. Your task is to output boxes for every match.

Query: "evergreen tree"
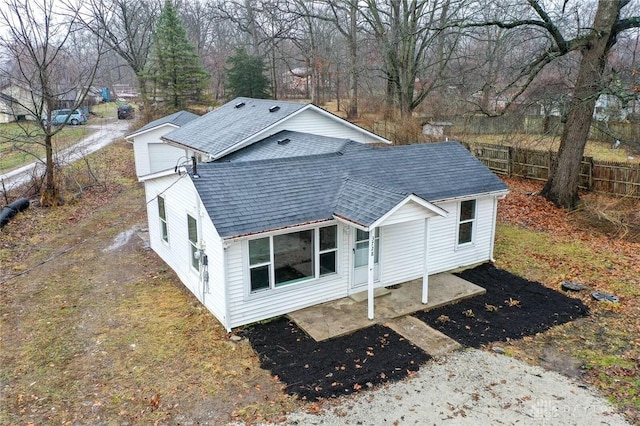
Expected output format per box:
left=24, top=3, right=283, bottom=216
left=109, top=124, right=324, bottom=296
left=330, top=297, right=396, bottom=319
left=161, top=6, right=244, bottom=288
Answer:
left=147, top=0, right=209, bottom=109
left=225, top=47, right=270, bottom=99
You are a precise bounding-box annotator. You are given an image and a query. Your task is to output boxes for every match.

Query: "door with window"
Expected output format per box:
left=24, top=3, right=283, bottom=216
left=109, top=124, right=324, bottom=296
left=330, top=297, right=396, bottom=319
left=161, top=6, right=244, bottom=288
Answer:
left=352, top=228, right=380, bottom=288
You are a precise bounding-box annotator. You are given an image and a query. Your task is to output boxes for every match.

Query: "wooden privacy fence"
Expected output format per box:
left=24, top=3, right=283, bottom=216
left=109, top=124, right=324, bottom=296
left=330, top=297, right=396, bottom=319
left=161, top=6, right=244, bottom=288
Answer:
left=462, top=142, right=640, bottom=199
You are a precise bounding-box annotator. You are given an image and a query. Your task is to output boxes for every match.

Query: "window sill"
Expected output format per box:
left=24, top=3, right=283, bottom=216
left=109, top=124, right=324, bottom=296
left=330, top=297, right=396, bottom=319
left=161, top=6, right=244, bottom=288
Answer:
left=247, top=272, right=340, bottom=300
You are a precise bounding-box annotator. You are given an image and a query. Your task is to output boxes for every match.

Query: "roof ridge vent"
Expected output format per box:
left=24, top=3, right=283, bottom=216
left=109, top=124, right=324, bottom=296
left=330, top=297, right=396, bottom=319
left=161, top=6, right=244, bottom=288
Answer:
left=235, top=102, right=245, bottom=108
left=277, top=138, right=290, bottom=145
left=269, top=105, right=280, bottom=112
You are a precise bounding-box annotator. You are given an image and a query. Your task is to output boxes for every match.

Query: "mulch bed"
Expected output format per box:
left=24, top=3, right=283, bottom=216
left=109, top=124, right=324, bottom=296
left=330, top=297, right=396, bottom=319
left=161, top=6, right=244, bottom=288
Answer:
left=242, top=263, right=589, bottom=401
left=241, top=320, right=430, bottom=401
left=414, top=263, right=590, bottom=348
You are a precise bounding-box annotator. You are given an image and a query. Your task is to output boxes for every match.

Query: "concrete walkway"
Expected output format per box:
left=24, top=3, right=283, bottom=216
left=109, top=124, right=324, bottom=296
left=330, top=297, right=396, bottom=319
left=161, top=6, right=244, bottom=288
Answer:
left=288, top=273, right=485, bottom=355
left=0, top=119, right=130, bottom=192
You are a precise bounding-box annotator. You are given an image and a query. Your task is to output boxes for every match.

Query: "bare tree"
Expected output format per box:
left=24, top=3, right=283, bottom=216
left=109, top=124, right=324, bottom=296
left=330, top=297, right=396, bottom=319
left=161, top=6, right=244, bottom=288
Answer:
left=469, top=0, right=640, bottom=209
left=215, top=0, right=297, bottom=99
left=290, top=0, right=362, bottom=116
left=356, top=0, right=464, bottom=117
left=0, top=0, right=103, bottom=206
left=76, top=0, right=160, bottom=119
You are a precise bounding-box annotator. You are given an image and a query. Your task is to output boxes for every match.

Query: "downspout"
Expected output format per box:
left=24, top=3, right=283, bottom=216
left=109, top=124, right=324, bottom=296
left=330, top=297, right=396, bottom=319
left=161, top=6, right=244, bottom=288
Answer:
left=489, top=196, right=499, bottom=262
left=422, top=217, right=430, bottom=304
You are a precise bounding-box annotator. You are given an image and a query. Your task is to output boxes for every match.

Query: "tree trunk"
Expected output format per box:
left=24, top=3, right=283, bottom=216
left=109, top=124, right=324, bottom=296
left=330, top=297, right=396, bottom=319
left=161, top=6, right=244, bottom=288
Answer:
left=137, top=73, right=153, bottom=122
left=541, top=0, right=620, bottom=209
left=346, top=3, right=358, bottom=118
left=40, top=133, right=58, bottom=207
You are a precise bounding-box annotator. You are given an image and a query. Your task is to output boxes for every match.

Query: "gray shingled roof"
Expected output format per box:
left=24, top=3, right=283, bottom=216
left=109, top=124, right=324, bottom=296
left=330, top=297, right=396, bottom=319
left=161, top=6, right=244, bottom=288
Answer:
left=130, top=110, right=199, bottom=136
left=163, top=97, right=307, bottom=158
left=221, top=130, right=370, bottom=162
left=334, top=177, right=410, bottom=226
left=191, top=141, right=508, bottom=239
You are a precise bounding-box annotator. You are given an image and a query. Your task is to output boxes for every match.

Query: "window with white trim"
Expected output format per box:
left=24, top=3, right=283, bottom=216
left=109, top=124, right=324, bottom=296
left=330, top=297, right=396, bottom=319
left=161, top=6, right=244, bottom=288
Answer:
left=187, top=214, right=199, bottom=269
left=158, top=196, right=168, bottom=242
left=458, top=200, right=476, bottom=245
left=248, top=225, right=338, bottom=293
left=319, top=225, right=337, bottom=275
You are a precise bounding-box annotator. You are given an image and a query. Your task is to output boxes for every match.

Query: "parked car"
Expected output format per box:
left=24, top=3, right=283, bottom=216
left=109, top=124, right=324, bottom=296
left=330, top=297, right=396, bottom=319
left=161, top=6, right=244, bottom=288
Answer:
left=42, top=109, right=88, bottom=125
left=117, top=105, right=135, bottom=120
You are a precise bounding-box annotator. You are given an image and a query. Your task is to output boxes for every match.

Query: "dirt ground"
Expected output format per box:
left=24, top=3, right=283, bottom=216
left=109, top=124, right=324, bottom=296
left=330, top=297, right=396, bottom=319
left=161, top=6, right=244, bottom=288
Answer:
left=0, top=141, right=297, bottom=425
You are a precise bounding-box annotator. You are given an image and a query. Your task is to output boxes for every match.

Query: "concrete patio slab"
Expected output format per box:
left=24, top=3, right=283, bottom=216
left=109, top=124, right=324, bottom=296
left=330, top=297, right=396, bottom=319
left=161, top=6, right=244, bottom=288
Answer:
left=288, top=272, right=485, bottom=342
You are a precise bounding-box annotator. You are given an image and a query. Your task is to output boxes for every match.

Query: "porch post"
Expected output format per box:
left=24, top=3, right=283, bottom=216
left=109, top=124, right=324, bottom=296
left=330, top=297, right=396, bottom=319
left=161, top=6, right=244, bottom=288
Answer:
left=422, top=217, right=430, bottom=304
left=367, top=226, right=376, bottom=320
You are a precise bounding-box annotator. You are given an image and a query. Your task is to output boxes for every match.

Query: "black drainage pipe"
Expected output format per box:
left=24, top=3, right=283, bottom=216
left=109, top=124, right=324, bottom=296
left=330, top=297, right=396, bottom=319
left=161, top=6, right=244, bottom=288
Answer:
left=0, top=198, right=30, bottom=228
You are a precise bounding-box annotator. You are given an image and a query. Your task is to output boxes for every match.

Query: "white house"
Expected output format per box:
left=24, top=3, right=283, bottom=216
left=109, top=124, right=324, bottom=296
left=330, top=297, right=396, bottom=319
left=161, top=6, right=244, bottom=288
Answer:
left=127, top=110, right=200, bottom=178
left=0, top=83, right=39, bottom=122
left=127, top=97, right=508, bottom=331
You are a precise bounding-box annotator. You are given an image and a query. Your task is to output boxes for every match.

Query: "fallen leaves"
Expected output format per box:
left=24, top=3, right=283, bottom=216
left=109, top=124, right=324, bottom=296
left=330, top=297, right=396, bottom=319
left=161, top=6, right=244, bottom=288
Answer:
left=495, top=177, right=640, bottom=424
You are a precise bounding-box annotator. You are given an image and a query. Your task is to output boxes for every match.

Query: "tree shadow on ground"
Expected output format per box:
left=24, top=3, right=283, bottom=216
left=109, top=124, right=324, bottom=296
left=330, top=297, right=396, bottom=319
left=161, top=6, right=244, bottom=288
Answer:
left=242, top=263, right=589, bottom=401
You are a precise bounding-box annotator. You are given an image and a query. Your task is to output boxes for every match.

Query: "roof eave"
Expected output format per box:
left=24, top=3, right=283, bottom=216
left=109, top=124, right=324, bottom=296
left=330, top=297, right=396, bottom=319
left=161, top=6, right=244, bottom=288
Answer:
left=137, top=167, right=181, bottom=182
left=370, top=194, right=448, bottom=229
left=160, top=136, right=210, bottom=156
left=126, top=123, right=180, bottom=141
left=431, top=188, right=510, bottom=204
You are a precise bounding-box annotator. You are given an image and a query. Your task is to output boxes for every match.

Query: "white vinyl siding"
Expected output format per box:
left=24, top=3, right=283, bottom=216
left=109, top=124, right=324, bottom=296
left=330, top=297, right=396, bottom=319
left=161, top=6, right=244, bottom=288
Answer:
left=240, top=109, right=383, bottom=151
left=130, top=125, right=197, bottom=179
left=144, top=175, right=227, bottom=327
left=427, top=197, right=496, bottom=274
left=132, top=126, right=178, bottom=177
left=380, top=197, right=498, bottom=285
left=380, top=220, right=424, bottom=286
left=149, top=143, right=187, bottom=174
left=379, top=200, right=434, bottom=227
left=226, top=222, right=350, bottom=328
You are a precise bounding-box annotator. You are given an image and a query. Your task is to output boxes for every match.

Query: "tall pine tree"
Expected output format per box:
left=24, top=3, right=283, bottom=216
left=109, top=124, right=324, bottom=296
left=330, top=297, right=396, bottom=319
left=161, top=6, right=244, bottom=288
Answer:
left=226, top=48, right=270, bottom=99
left=147, top=0, right=209, bottom=109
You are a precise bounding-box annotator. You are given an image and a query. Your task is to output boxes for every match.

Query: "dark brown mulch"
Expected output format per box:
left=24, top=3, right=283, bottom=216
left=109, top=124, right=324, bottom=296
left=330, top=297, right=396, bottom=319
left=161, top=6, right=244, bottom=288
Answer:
left=242, top=263, right=589, bottom=401
left=413, top=263, right=590, bottom=348
left=240, top=320, right=430, bottom=401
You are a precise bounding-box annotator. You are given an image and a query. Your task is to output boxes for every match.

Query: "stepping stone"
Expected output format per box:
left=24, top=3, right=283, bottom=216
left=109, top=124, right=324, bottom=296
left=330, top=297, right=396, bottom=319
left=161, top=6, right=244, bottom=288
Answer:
left=386, top=316, right=460, bottom=357
left=561, top=280, right=587, bottom=291
left=591, top=291, right=619, bottom=303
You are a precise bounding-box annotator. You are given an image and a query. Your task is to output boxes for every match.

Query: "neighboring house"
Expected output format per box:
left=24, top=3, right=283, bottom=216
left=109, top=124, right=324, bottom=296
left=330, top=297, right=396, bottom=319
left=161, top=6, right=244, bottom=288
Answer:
left=422, top=121, right=453, bottom=139
left=127, top=97, right=508, bottom=331
left=0, top=92, right=21, bottom=123
left=0, top=84, right=36, bottom=122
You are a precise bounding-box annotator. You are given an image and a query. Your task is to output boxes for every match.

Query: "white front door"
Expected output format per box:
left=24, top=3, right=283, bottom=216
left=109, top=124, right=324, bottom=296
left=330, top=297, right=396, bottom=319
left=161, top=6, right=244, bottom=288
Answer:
left=353, top=228, right=380, bottom=288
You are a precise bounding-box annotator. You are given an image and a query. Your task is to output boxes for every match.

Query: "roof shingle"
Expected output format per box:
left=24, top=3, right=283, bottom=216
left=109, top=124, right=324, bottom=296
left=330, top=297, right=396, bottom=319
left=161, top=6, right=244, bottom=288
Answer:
left=191, top=141, right=508, bottom=238
left=163, top=97, right=307, bottom=157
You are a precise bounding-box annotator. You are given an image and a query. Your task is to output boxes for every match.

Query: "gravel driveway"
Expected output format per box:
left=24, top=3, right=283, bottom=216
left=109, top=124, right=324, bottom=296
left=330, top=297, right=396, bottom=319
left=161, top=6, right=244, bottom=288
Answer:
left=282, top=349, right=629, bottom=425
